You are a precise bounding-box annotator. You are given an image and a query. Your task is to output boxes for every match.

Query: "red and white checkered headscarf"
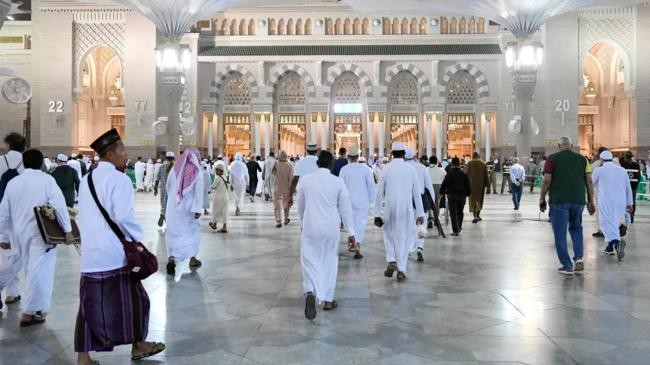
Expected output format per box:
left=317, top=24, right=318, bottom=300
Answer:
left=173, top=147, right=201, bottom=202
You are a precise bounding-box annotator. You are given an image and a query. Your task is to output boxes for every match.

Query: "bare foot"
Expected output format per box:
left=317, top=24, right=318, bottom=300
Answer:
left=77, top=352, right=98, bottom=365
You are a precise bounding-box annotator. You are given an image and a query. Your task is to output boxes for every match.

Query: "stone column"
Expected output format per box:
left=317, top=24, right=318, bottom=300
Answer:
left=435, top=113, right=443, bottom=159
left=425, top=113, right=433, bottom=158
left=378, top=115, right=385, bottom=158
left=512, top=70, right=537, bottom=160
left=367, top=114, right=374, bottom=158
left=207, top=112, right=214, bottom=158
left=254, top=115, right=261, bottom=156
left=164, top=84, right=184, bottom=158
left=484, top=113, right=491, bottom=162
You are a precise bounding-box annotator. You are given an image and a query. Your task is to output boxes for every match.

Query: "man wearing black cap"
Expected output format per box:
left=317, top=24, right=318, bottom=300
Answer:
left=75, top=129, right=165, bottom=364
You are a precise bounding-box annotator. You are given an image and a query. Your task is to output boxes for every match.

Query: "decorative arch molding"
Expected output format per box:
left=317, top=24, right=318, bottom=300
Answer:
left=210, top=64, right=259, bottom=100
left=267, top=64, right=316, bottom=98
left=439, top=62, right=489, bottom=99
left=323, top=63, right=373, bottom=98
left=381, top=63, right=431, bottom=98
left=582, top=39, right=632, bottom=92
left=73, top=17, right=126, bottom=90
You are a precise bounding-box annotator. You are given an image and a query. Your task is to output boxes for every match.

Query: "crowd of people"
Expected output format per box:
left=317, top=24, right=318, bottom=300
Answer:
left=0, top=129, right=645, bottom=364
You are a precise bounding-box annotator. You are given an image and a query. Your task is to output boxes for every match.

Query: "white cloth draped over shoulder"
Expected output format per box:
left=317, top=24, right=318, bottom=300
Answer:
left=0, top=169, right=71, bottom=314
left=339, top=163, right=375, bottom=245
left=298, top=168, right=355, bottom=304
left=592, top=162, right=633, bottom=243
left=165, top=149, right=204, bottom=261
left=374, top=159, right=424, bottom=274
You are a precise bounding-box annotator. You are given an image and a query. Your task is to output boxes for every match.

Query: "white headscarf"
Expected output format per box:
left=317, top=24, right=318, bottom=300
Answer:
left=229, top=152, right=247, bottom=182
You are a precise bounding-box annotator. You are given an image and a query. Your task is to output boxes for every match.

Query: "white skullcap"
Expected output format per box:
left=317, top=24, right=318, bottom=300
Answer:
left=359, top=156, right=367, bottom=163
left=405, top=148, right=415, bottom=159
left=306, top=144, right=318, bottom=152
left=391, top=142, right=405, bottom=151
left=215, top=161, right=226, bottom=170
left=600, top=150, right=613, bottom=161
left=70, top=153, right=78, bottom=158
left=57, top=154, right=68, bottom=162
left=347, top=145, right=359, bottom=156
left=166, top=151, right=175, bottom=158
left=93, top=156, right=99, bottom=161
left=157, top=159, right=161, bottom=163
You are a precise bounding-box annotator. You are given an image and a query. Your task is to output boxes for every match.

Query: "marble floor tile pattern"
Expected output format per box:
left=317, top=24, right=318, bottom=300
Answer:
left=1, top=191, right=649, bottom=365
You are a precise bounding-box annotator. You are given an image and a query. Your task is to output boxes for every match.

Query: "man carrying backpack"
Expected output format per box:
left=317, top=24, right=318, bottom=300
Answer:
left=0, top=132, right=26, bottom=307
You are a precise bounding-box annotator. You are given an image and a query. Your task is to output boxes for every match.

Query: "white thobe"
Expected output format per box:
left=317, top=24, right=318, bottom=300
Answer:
left=256, top=161, right=264, bottom=195
left=229, top=161, right=249, bottom=209
left=165, top=172, right=204, bottom=261
left=0, top=169, right=71, bottom=314
left=298, top=169, right=355, bottom=303
left=0, top=151, right=24, bottom=297
left=374, top=159, right=424, bottom=273
left=211, top=174, right=229, bottom=224
left=134, top=161, right=146, bottom=190
left=202, top=169, right=211, bottom=210
left=339, top=163, right=375, bottom=245
left=78, top=162, right=142, bottom=273
left=407, top=160, right=435, bottom=251
left=592, top=162, right=633, bottom=243
left=67, top=159, right=83, bottom=182
left=144, top=162, right=155, bottom=190
left=263, top=157, right=277, bottom=198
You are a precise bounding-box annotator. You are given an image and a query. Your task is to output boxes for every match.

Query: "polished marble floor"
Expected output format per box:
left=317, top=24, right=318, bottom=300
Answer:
left=1, top=190, right=649, bottom=365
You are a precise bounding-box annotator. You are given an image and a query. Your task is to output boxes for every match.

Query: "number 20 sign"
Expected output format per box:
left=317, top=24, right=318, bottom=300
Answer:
left=554, top=99, right=570, bottom=112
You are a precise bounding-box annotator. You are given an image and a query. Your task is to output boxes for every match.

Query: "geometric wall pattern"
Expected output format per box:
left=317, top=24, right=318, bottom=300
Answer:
left=211, top=63, right=259, bottom=101
left=323, top=63, right=373, bottom=98
left=439, top=62, right=489, bottom=99
left=267, top=64, right=316, bottom=99
left=382, top=63, right=431, bottom=98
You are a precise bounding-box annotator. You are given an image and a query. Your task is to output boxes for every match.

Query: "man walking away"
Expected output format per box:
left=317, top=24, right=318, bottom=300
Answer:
left=510, top=157, right=525, bottom=210
left=154, top=152, right=174, bottom=227
left=374, top=142, right=424, bottom=282
left=165, top=148, right=204, bottom=275
left=230, top=153, right=249, bottom=216
left=526, top=158, right=539, bottom=193
left=439, top=157, right=471, bottom=236
left=263, top=151, right=277, bottom=201
left=134, top=157, right=146, bottom=192
left=273, top=151, right=294, bottom=228
left=209, top=161, right=230, bottom=233
left=51, top=154, right=80, bottom=208
left=593, top=150, right=633, bottom=260
left=500, top=159, right=512, bottom=194
left=539, top=137, right=595, bottom=275
left=298, top=150, right=355, bottom=319
left=465, top=152, right=490, bottom=223
left=76, top=128, right=165, bottom=364
left=0, top=149, right=73, bottom=327
left=246, top=155, right=261, bottom=203
left=620, top=151, right=640, bottom=223
left=289, top=144, right=319, bottom=207
left=332, top=147, right=348, bottom=177
left=405, top=148, right=435, bottom=261
left=339, top=146, right=375, bottom=259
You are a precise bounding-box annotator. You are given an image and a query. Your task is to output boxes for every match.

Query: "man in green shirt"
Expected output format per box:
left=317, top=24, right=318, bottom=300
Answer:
left=51, top=154, right=80, bottom=208
left=539, top=137, right=595, bottom=275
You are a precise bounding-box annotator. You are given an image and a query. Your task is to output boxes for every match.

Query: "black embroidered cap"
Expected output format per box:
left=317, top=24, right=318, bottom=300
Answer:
left=90, top=128, right=121, bottom=155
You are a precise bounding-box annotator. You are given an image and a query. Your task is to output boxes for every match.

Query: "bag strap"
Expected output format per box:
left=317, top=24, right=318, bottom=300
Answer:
left=88, top=171, right=126, bottom=241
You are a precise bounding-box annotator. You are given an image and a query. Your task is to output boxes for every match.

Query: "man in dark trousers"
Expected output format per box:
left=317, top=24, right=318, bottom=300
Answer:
left=332, top=147, right=348, bottom=176
left=440, top=157, right=471, bottom=236
left=620, top=151, right=640, bottom=223
left=51, top=154, right=80, bottom=208
left=246, top=154, right=262, bottom=202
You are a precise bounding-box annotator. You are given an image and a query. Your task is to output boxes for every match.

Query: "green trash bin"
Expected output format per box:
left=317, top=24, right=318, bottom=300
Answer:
left=638, top=175, right=647, bottom=201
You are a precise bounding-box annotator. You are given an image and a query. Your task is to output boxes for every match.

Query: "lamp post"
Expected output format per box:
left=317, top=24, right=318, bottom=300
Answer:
left=155, top=43, right=191, bottom=157
left=504, top=39, right=544, bottom=159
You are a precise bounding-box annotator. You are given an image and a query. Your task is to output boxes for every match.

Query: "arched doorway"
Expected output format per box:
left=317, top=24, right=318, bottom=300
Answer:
left=388, top=71, right=420, bottom=152
left=274, top=71, right=307, bottom=156
left=445, top=70, right=477, bottom=159
left=222, top=71, right=252, bottom=158
left=580, top=41, right=632, bottom=157
left=75, top=45, right=124, bottom=150
left=330, top=72, right=364, bottom=152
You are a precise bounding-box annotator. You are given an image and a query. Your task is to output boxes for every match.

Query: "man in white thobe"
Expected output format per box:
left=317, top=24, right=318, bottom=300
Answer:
left=229, top=153, right=249, bottom=216
left=593, top=150, right=633, bottom=260
left=67, top=153, right=83, bottom=182
left=405, top=148, right=435, bottom=262
left=0, top=149, right=72, bottom=326
left=144, top=159, right=155, bottom=192
left=263, top=152, right=277, bottom=201
left=289, top=144, right=319, bottom=207
left=0, top=132, right=25, bottom=306
left=339, top=146, right=375, bottom=260
left=134, top=157, right=146, bottom=192
left=374, top=142, right=425, bottom=282
left=591, top=147, right=620, bottom=237
left=298, top=150, right=355, bottom=320
left=201, top=161, right=212, bottom=215
left=165, top=148, right=204, bottom=275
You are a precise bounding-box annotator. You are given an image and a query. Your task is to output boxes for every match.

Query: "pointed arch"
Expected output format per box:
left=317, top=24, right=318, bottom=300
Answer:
left=382, top=63, right=432, bottom=98
left=210, top=64, right=259, bottom=101
left=439, top=62, right=490, bottom=99
left=248, top=19, right=256, bottom=35
left=267, top=64, right=316, bottom=99
left=362, top=18, right=370, bottom=35
left=323, top=63, right=373, bottom=98
left=278, top=18, right=285, bottom=35
left=305, top=18, right=312, bottom=35
left=296, top=18, right=303, bottom=35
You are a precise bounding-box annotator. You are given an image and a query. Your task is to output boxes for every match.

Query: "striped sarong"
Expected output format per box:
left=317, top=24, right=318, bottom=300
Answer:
left=74, top=267, right=150, bottom=352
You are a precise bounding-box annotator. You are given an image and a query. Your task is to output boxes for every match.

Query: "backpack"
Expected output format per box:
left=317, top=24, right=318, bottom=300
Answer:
left=0, top=156, right=22, bottom=202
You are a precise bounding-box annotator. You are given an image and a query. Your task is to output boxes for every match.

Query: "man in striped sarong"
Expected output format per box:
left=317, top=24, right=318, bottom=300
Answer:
left=75, top=129, right=165, bottom=365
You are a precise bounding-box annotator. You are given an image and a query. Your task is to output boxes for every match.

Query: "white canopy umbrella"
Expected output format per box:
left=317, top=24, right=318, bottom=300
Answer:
left=0, top=0, right=11, bottom=29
